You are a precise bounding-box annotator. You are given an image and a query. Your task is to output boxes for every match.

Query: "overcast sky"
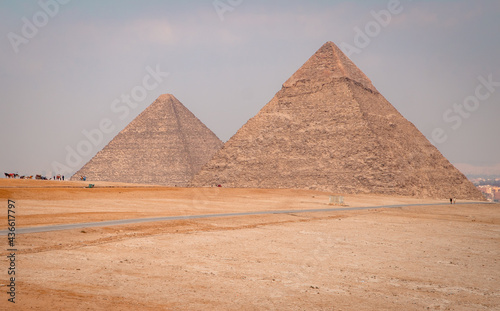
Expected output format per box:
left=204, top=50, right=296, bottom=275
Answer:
left=1, top=0, right=499, bottom=177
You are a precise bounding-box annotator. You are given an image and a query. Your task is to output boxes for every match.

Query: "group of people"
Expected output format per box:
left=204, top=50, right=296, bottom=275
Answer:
left=449, top=197, right=457, bottom=204
left=53, top=174, right=65, bottom=181
left=4, top=173, right=64, bottom=180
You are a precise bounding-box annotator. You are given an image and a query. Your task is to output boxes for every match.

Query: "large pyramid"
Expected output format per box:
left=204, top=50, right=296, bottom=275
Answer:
left=192, top=42, right=484, bottom=200
left=71, top=94, right=223, bottom=185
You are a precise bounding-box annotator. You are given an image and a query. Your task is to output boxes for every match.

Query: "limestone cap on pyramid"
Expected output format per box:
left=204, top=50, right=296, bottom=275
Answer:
left=283, top=41, right=377, bottom=92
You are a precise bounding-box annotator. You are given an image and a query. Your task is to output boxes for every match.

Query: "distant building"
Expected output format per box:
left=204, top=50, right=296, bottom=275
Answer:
left=477, top=185, right=498, bottom=202
left=494, top=189, right=500, bottom=202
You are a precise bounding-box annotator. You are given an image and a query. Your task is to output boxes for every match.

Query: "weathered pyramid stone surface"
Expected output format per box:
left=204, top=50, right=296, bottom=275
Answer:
left=191, top=42, right=484, bottom=200
left=71, top=94, right=223, bottom=185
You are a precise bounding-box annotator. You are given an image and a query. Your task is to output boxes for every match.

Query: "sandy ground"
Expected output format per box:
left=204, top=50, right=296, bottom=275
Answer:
left=0, top=179, right=499, bottom=310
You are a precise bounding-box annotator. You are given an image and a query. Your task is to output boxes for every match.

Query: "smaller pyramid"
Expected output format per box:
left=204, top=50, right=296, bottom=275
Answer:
left=71, top=94, right=223, bottom=185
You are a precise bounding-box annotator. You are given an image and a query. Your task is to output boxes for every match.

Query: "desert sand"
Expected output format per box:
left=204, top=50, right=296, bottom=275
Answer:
left=0, top=179, right=499, bottom=310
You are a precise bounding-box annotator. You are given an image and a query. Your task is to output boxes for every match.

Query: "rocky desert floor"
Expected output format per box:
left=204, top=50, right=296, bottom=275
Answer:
left=0, top=179, right=499, bottom=310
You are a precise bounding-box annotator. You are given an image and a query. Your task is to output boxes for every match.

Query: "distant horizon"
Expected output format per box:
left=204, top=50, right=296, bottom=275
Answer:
left=465, top=174, right=500, bottom=179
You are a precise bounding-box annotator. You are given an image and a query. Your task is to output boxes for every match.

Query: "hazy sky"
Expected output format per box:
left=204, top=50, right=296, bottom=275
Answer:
left=1, top=0, right=499, bottom=177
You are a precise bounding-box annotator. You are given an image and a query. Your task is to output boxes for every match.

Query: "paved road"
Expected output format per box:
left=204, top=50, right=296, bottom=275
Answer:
left=0, top=201, right=492, bottom=235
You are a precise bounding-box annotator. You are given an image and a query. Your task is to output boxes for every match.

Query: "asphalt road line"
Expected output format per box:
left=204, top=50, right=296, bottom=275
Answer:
left=0, top=201, right=493, bottom=235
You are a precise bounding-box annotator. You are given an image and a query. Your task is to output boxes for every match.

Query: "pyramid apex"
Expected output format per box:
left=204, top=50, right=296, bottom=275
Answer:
left=322, top=41, right=337, bottom=47
left=283, top=41, right=376, bottom=92
left=157, top=93, right=176, bottom=101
